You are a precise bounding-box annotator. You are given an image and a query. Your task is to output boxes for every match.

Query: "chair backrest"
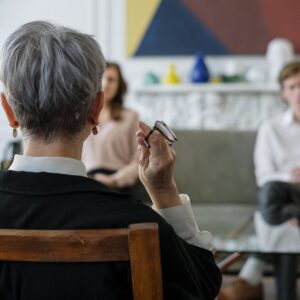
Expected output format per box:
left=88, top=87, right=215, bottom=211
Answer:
left=0, top=223, right=163, bottom=300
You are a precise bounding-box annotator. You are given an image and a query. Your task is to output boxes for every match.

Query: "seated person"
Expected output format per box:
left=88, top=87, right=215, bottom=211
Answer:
left=82, top=62, right=139, bottom=195
left=0, top=21, right=221, bottom=300
left=220, top=61, right=300, bottom=300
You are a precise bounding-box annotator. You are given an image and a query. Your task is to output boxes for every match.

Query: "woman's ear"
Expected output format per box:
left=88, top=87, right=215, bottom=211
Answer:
left=89, top=91, right=104, bottom=126
left=1, top=92, right=19, bottom=128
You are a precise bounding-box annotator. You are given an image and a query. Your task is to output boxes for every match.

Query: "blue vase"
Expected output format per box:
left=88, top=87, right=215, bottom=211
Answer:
left=190, top=53, right=209, bottom=83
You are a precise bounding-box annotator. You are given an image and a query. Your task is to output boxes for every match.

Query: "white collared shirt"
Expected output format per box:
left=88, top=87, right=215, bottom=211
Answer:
left=254, top=109, right=300, bottom=187
left=9, top=155, right=213, bottom=250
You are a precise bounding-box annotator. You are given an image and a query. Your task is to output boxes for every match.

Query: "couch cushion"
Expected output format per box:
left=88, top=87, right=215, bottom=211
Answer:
left=173, top=130, right=257, bottom=204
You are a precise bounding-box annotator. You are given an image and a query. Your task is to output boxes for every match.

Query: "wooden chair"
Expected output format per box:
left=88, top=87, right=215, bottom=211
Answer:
left=215, top=252, right=242, bottom=300
left=0, top=223, right=163, bottom=300
left=217, top=252, right=241, bottom=273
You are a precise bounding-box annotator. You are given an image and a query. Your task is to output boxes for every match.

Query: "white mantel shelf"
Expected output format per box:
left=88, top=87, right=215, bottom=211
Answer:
left=128, top=82, right=284, bottom=130
left=133, top=83, right=279, bottom=94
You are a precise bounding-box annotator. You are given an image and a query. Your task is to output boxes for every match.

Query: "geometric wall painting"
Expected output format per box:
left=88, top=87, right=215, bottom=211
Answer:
left=126, top=0, right=300, bottom=56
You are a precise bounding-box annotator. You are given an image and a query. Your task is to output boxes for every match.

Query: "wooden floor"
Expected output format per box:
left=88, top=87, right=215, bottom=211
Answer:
left=222, top=275, right=300, bottom=300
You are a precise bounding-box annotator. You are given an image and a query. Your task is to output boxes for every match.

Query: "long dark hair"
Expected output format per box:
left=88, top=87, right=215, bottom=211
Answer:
left=106, top=62, right=127, bottom=120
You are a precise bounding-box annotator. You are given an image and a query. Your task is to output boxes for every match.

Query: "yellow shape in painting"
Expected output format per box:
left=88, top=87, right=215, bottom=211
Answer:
left=126, top=0, right=160, bottom=56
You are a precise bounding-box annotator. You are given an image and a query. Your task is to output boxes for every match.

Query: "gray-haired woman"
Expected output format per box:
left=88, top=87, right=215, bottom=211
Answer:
left=0, top=21, right=221, bottom=300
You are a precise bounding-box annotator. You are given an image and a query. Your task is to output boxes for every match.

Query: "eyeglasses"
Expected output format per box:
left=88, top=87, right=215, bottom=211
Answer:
left=144, top=120, right=177, bottom=148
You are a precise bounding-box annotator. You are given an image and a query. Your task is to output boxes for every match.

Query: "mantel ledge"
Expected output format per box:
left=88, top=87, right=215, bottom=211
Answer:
left=133, top=83, right=279, bottom=94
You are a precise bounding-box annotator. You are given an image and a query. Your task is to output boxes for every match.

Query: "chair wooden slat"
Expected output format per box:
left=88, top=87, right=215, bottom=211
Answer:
left=129, top=223, right=163, bottom=300
left=0, top=223, right=163, bottom=300
left=0, top=228, right=129, bottom=262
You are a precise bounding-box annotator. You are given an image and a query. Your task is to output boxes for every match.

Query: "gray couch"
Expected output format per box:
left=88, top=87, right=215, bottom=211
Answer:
left=173, top=130, right=258, bottom=235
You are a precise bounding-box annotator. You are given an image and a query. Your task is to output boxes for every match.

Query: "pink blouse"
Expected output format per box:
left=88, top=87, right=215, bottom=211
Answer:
left=82, top=109, right=139, bottom=187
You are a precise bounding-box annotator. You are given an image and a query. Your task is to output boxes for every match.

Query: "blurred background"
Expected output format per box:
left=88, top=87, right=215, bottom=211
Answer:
left=1, top=2, right=300, bottom=297
left=0, top=0, right=299, bottom=158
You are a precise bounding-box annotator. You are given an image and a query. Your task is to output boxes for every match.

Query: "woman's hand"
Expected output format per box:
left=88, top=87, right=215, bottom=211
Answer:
left=136, top=121, right=182, bottom=208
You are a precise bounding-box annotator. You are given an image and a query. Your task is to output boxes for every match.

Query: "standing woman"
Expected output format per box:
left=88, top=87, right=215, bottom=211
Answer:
left=82, top=62, right=139, bottom=193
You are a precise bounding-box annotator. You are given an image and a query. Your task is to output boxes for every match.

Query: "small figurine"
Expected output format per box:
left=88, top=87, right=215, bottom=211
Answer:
left=190, top=53, right=209, bottom=83
left=266, top=38, right=295, bottom=82
left=163, top=64, right=181, bottom=84
left=144, top=71, right=160, bottom=85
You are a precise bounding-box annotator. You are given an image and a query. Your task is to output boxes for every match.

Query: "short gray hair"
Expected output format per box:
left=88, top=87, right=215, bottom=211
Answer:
left=0, top=21, right=106, bottom=141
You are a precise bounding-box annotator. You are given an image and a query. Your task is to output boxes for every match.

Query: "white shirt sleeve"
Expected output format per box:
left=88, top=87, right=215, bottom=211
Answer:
left=152, top=194, right=213, bottom=251
left=254, top=123, right=290, bottom=187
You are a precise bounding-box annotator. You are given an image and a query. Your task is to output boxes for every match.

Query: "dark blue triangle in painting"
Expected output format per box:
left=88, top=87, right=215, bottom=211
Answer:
left=135, top=0, right=229, bottom=56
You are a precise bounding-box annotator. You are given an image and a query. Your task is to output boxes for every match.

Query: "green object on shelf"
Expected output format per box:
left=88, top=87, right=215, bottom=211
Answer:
left=144, top=72, right=160, bottom=85
left=221, top=74, right=244, bottom=83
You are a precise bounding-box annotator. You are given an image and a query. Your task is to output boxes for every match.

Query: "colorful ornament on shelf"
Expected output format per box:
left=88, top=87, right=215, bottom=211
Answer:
left=144, top=71, right=160, bottom=85
left=190, top=53, right=209, bottom=83
left=266, top=38, right=295, bottom=82
left=163, top=64, right=180, bottom=84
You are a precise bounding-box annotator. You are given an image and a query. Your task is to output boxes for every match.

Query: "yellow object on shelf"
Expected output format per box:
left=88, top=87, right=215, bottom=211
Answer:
left=163, top=64, right=181, bottom=84
left=210, top=76, right=222, bottom=84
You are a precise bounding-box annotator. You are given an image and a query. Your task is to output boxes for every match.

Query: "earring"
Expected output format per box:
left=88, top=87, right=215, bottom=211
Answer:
left=13, top=128, right=17, bottom=138
left=89, top=117, right=99, bottom=135
left=92, top=126, right=98, bottom=135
